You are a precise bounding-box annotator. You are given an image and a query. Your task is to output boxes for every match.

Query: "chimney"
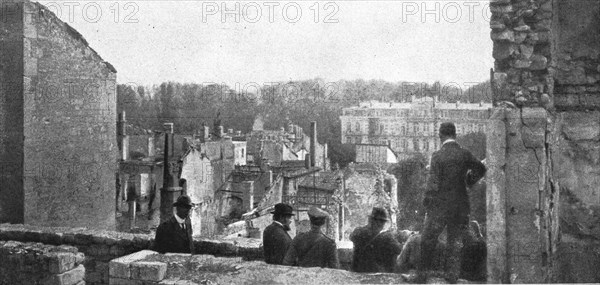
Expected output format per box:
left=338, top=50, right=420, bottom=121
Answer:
left=267, top=170, right=273, bottom=185
left=228, top=128, right=233, bottom=134
left=235, top=130, right=241, bottom=136
left=148, top=136, right=155, bottom=158
left=219, top=126, right=225, bottom=138
left=323, top=143, right=328, bottom=170
left=310, top=122, right=317, bottom=167
left=119, top=111, right=128, bottom=160
left=304, top=153, right=311, bottom=169
left=203, top=125, right=210, bottom=141
left=288, top=124, right=294, bottom=133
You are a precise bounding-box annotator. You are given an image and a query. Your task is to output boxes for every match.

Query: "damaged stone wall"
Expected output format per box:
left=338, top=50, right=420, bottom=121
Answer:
left=489, top=0, right=599, bottom=283
left=0, top=1, right=117, bottom=229
left=0, top=240, right=85, bottom=285
left=340, top=166, right=397, bottom=240
left=552, top=0, right=600, bottom=282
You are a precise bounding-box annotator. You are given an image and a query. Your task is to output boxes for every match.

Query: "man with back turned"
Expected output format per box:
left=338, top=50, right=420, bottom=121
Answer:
left=417, top=122, right=487, bottom=283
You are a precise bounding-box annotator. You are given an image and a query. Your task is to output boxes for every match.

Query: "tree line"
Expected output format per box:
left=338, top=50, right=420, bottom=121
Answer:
left=117, top=79, right=491, bottom=166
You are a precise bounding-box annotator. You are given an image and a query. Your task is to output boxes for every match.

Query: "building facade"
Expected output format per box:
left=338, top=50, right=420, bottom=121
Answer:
left=340, top=97, right=492, bottom=159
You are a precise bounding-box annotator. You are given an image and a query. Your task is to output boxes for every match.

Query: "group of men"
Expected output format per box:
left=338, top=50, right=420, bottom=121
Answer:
left=263, top=203, right=340, bottom=268
left=262, top=122, right=487, bottom=283
left=153, top=122, right=487, bottom=284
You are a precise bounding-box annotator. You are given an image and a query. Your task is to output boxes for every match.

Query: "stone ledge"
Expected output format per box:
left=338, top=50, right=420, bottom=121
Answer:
left=0, top=223, right=263, bottom=259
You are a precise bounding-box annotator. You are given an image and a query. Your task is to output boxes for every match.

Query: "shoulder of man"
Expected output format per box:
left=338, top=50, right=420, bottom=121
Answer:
left=319, top=232, right=336, bottom=245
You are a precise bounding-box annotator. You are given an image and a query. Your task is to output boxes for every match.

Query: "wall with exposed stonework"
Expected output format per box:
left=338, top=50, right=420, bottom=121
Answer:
left=0, top=0, right=117, bottom=229
left=488, top=0, right=600, bottom=283
left=0, top=223, right=264, bottom=284
left=0, top=240, right=85, bottom=285
left=552, top=0, right=600, bottom=281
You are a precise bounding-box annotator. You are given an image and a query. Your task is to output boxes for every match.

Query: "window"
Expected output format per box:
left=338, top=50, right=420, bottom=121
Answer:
left=241, top=148, right=245, bottom=158
left=424, top=140, right=429, bottom=151
left=401, top=126, right=405, bottom=135
left=346, top=136, right=351, bottom=143
left=413, top=139, right=419, bottom=152
left=380, top=125, right=384, bottom=134
left=356, top=122, right=361, bottom=132
left=346, top=122, right=351, bottom=132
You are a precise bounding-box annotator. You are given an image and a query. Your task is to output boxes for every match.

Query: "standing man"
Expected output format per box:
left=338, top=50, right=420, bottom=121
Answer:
left=283, top=207, right=339, bottom=269
left=350, top=207, right=402, bottom=273
left=263, top=203, right=295, bottom=265
left=154, top=195, right=195, bottom=254
left=417, top=122, right=487, bottom=283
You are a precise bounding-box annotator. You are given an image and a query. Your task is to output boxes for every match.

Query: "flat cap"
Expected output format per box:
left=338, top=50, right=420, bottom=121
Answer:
left=308, top=206, right=328, bottom=219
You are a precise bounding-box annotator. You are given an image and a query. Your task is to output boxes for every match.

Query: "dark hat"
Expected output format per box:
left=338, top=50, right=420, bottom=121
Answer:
left=173, top=195, right=193, bottom=209
left=369, top=207, right=389, bottom=221
left=271, top=203, right=295, bottom=216
left=308, top=206, right=329, bottom=219
left=439, top=122, right=456, bottom=137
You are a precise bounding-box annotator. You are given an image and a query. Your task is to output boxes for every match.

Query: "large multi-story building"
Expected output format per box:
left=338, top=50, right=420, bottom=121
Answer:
left=340, top=97, right=492, bottom=159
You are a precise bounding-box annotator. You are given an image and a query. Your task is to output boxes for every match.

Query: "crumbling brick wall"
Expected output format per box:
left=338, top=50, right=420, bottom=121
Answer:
left=0, top=240, right=85, bottom=285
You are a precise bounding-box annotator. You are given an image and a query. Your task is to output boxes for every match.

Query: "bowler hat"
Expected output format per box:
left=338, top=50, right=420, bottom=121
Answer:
left=369, top=207, right=389, bottom=221
left=308, top=206, right=329, bottom=219
left=271, top=203, right=295, bottom=216
left=173, top=195, right=193, bottom=209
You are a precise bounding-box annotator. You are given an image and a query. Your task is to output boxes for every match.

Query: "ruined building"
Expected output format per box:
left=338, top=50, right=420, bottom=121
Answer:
left=0, top=1, right=117, bottom=229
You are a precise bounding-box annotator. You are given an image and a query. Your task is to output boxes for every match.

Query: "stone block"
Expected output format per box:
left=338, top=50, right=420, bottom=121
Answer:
left=530, top=55, right=548, bottom=70
left=493, top=42, right=516, bottom=60
left=562, top=112, right=600, bottom=141
left=23, top=58, right=37, bottom=77
left=513, top=59, right=531, bottom=69
left=491, top=30, right=515, bottom=42
left=130, top=261, right=167, bottom=282
left=47, top=264, right=85, bottom=285
left=48, top=252, right=79, bottom=274
left=519, top=44, right=534, bottom=59
left=109, top=250, right=157, bottom=279
left=23, top=20, right=37, bottom=38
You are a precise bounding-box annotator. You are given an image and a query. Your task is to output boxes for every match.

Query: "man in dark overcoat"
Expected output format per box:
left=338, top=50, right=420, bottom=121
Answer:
left=417, top=122, right=487, bottom=283
left=153, top=195, right=195, bottom=254
left=350, top=207, right=402, bottom=273
left=283, top=207, right=339, bottom=269
left=263, top=203, right=295, bottom=264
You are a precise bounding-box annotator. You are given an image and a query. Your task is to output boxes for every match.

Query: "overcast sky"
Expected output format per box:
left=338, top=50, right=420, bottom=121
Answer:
left=38, top=1, right=493, bottom=88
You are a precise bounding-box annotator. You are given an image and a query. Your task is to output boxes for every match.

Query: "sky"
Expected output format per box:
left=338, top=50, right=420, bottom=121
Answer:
left=37, top=1, right=494, bottom=88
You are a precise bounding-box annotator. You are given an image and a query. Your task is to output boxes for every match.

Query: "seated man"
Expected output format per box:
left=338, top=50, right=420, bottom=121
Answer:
left=283, top=207, right=339, bottom=269
left=397, top=231, right=421, bottom=273
left=153, top=195, right=195, bottom=254
left=350, top=207, right=402, bottom=273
